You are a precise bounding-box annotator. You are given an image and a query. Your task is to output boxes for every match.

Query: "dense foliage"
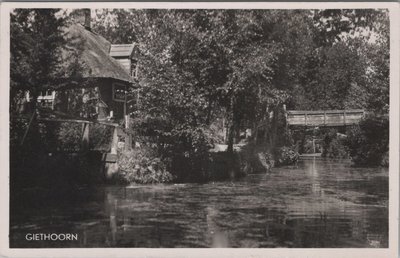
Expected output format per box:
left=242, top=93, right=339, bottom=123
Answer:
left=346, top=114, right=389, bottom=166
left=93, top=8, right=388, bottom=156
left=275, top=146, right=299, bottom=166
left=10, top=9, right=65, bottom=110
left=322, top=129, right=350, bottom=159
left=117, top=147, right=173, bottom=184
left=10, top=8, right=390, bottom=186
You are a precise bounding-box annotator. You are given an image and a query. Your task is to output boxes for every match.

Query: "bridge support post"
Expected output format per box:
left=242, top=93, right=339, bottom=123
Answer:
left=104, top=127, right=119, bottom=180
left=111, top=127, right=118, bottom=154
left=343, top=110, right=346, bottom=126
left=312, top=137, right=316, bottom=154
left=125, top=133, right=132, bottom=151
left=305, top=112, right=308, bottom=126
left=81, top=122, right=90, bottom=151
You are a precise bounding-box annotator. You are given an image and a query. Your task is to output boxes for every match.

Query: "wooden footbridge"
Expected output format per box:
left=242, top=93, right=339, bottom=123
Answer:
left=37, top=116, right=134, bottom=178
left=286, top=109, right=365, bottom=127
left=16, top=107, right=135, bottom=178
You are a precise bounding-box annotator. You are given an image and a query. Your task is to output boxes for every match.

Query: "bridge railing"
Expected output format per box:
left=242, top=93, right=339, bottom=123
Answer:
left=286, top=109, right=365, bottom=127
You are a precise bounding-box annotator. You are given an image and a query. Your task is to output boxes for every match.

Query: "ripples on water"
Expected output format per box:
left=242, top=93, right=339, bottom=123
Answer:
left=10, top=159, right=388, bottom=248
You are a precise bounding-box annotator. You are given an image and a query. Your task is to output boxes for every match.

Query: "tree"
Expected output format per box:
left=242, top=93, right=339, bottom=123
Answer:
left=93, top=9, right=390, bottom=178
left=91, top=10, right=306, bottom=152
left=289, top=9, right=389, bottom=113
left=10, top=9, right=67, bottom=152
left=11, top=9, right=65, bottom=112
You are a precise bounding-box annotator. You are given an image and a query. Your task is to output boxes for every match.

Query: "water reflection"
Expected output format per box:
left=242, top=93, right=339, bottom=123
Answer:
left=305, top=158, right=324, bottom=197
left=206, top=206, right=229, bottom=247
left=10, top=160, right=388, bottom=248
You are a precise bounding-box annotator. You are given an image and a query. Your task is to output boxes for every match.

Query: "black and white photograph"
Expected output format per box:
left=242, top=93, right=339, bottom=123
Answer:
left=0, top=2, right=399, bottom=257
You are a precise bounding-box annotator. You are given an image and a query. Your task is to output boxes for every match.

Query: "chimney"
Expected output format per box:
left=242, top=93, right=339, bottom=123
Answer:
left=83, top=9, right=91, bottom=30
left=71, top=9, right=91, bottom=30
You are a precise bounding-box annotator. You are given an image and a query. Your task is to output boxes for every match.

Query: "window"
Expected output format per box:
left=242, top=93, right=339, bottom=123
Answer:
left=37, top=90, right=55, bottom=109
left=130, top=59, right=138, bottom=79
left=112, top=83, right=126, bottom=102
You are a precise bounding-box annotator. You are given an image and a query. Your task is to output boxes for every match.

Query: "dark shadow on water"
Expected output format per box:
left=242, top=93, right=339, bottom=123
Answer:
left=10, top=159, right=388, bottom=248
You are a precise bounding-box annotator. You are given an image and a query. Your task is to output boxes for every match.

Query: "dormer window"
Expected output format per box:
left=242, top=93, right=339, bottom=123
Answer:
left=109, top=43, right=137, bottom=79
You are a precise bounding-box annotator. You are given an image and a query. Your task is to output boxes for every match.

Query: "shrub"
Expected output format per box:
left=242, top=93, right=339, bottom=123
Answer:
left=238, top=142, right=275, bottom=173
left=258, top=152, right=275, bottom=170
left=117, top=146, right=174, bottom=184
left=130, top=116, right=214, bottom=182
left=302, top=136, right=316, bottom=154
left=166, top=126, right=213, bottom=182
left=275, top=146, right=299, bottom=166
left=346, top=114, right=389, bottom=166
left=324, top=138, right=349, bottom=158
left=321, top=129, right=349, bottom=159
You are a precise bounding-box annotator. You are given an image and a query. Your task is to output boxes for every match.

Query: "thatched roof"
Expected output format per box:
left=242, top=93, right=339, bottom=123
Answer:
left=63, top=24, right=133, bottom=84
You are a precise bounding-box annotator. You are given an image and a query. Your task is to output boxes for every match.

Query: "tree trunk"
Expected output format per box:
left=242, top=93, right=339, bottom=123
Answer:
left=227, top=122, right=235, bottom=154
left=206, top=97, right=213, bottom=124
left=226, top=95, right=235, bottom=153
left=20, top=93, right=39, bottom=146
left=267, top=106, right=283, bottom=152
left=253, top=121, right=258, bottom=143
left=227, top=110, right=241, bottom=153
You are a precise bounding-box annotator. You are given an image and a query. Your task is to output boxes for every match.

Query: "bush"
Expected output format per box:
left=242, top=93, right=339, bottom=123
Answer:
left=346, top=114, right=389, bottom=166
left=117, top=146, right=174, bottom=184
left=258, top=152, right=275, bottom=170
left=130, top=116, right=214, bottom=182
left=321, top=129, right=349, bottom=159
left=275, top=146, right=299, bottom=166
left=238, top=142, right=275, bottom=173
left=321, top=129, right=349, bottom=158
left=324, top=138, right=349, bottom=159
left=302, top=136, right=318, bottom=154
left=167, top=127, right=213, bottom=182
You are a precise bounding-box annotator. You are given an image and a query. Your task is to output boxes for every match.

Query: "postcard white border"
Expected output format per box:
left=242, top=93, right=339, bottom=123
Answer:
left=0, top=2, right=398, bottom=258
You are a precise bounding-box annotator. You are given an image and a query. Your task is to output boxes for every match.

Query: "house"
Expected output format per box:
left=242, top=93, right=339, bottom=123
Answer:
left=31, top=9, right=138, bottom=122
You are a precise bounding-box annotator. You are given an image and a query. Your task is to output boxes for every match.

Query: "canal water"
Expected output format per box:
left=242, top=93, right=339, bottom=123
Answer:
left=10, top=159, right=388, bottom=248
